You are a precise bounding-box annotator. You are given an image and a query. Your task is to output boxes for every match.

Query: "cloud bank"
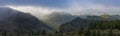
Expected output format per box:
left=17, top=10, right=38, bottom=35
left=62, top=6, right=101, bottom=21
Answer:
left=0, top=0, right=119, bottom=15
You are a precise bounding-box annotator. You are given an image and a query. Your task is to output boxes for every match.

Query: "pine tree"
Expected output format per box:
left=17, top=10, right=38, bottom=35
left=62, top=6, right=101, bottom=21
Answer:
left=97, top=30, right=101, bottom=36
left=91, top=30, right=96, bottom=36
left=108, top=29, right=113, bottom=36
left=55, top=31, right=58, bottom=34
left=41, top=30, right=46, bottom=35
left=48, top=33, right=52, bottom=36
left=2, top=31, right=7, bottom=36
left=84, top=28, right=91, bottom=36
left=78, top=27, right=84, bottom=35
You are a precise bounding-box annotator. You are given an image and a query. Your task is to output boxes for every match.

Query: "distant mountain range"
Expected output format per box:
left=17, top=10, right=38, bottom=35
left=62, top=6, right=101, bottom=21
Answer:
left=0, top=7, right=120, bottom=33
left=59, top=17, right=90, bottom=32
left=80, top=14, right=120, bottom=21
left=59, top=14, right=120, bottom=33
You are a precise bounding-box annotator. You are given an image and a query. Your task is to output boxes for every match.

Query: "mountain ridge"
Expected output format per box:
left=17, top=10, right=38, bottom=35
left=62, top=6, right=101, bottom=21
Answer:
left=0, top=7, right=55, bottom=34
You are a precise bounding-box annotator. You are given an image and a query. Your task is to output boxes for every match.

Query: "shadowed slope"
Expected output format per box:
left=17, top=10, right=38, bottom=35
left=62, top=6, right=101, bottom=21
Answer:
left=0, top=7, right=54, bottom=34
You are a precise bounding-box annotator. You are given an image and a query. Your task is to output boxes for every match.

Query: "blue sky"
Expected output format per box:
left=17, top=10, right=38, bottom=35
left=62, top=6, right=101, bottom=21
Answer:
left=0, top=0, right=70, bottom=8
left=0, top=0, right=119, bottom=8
left=0, top=0, right=120, bottom=15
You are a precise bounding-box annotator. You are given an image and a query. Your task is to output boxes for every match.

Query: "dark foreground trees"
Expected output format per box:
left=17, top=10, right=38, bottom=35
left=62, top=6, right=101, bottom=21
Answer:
left=0, top=20, right=120, bottom=36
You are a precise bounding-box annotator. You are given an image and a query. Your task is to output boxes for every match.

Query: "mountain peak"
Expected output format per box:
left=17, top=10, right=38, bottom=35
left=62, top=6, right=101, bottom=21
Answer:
left=41, top=12, right=77, bottom=30
left=100, top=14, right=110, bottom=18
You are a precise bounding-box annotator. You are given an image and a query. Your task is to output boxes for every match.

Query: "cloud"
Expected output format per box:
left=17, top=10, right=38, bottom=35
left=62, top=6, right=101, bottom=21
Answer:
left=8, top=5, right=64, bottom=20
left=8, top=1, right=120, bottom=16
left=62, top=2, right=120, bottom=15
left=91, top=0, right=120, bottom=6
left=0, top=0, right=70, bottom=8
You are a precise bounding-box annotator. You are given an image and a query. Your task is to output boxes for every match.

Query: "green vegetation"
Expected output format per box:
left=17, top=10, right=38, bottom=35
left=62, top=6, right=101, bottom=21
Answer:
left=89, top=20, right=120, bottom=29
left=0, top=20, right=120, bottom=36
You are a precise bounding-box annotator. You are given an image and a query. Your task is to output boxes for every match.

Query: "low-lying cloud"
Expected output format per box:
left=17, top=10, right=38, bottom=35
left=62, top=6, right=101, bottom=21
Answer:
left=66, top=2, right=120, bottom=15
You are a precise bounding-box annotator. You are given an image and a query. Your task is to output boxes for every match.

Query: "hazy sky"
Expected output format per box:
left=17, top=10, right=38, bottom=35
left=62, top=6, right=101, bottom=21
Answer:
left=0, top=0, right=120, bottom=15
left=0, top=0, right=120, bottom=7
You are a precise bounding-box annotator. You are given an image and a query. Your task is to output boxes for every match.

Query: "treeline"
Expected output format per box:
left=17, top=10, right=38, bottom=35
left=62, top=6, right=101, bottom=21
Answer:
left=0, top=30, right=51, bottom=36
left=56, top=20, right=120, bottom=36
left=89, top=20, right=120, bottom=29
left=1, top=20, right=120, bottom=36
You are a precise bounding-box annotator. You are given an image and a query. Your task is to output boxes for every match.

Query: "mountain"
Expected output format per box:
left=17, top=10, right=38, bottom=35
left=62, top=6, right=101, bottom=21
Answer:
left=0, top=7, right=54, bottom=34
left=59, top=17, right=90, bottom=32
left=81, top=14, right=120, bottom=21
left=41, top=12, right=77, bottom=30
left=59, top=14, right=120, bottom=33
left=111, top=15, right=120, bottom=20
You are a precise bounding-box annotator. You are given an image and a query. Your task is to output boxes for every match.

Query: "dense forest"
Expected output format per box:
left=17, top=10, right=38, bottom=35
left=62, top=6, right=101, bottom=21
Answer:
left=0, top=20, right=120, bottom=36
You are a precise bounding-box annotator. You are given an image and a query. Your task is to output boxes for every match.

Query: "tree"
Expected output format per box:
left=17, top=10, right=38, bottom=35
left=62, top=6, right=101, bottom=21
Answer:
left=41, top=30, right=46, bottom=35
left=91, top=30, right=96, bottom=36
left=107, top=29, right=113, bottom=36
left=78, top=27, right=84, bottom=35
left=96, top=30, right=101, bottom=36
left=2, top=31, right=7, bottom=36
left=55, top=31, right=58, bottom=34
left=56, top=31, right=63, bottom=36
left=84, top=28, right=91, bottom=36
left=48, top=33, right=52, bottom=36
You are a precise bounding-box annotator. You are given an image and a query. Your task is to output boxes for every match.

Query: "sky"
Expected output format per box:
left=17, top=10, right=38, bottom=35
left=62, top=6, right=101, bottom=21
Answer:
left=0, top=0, right=119, bottom=15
